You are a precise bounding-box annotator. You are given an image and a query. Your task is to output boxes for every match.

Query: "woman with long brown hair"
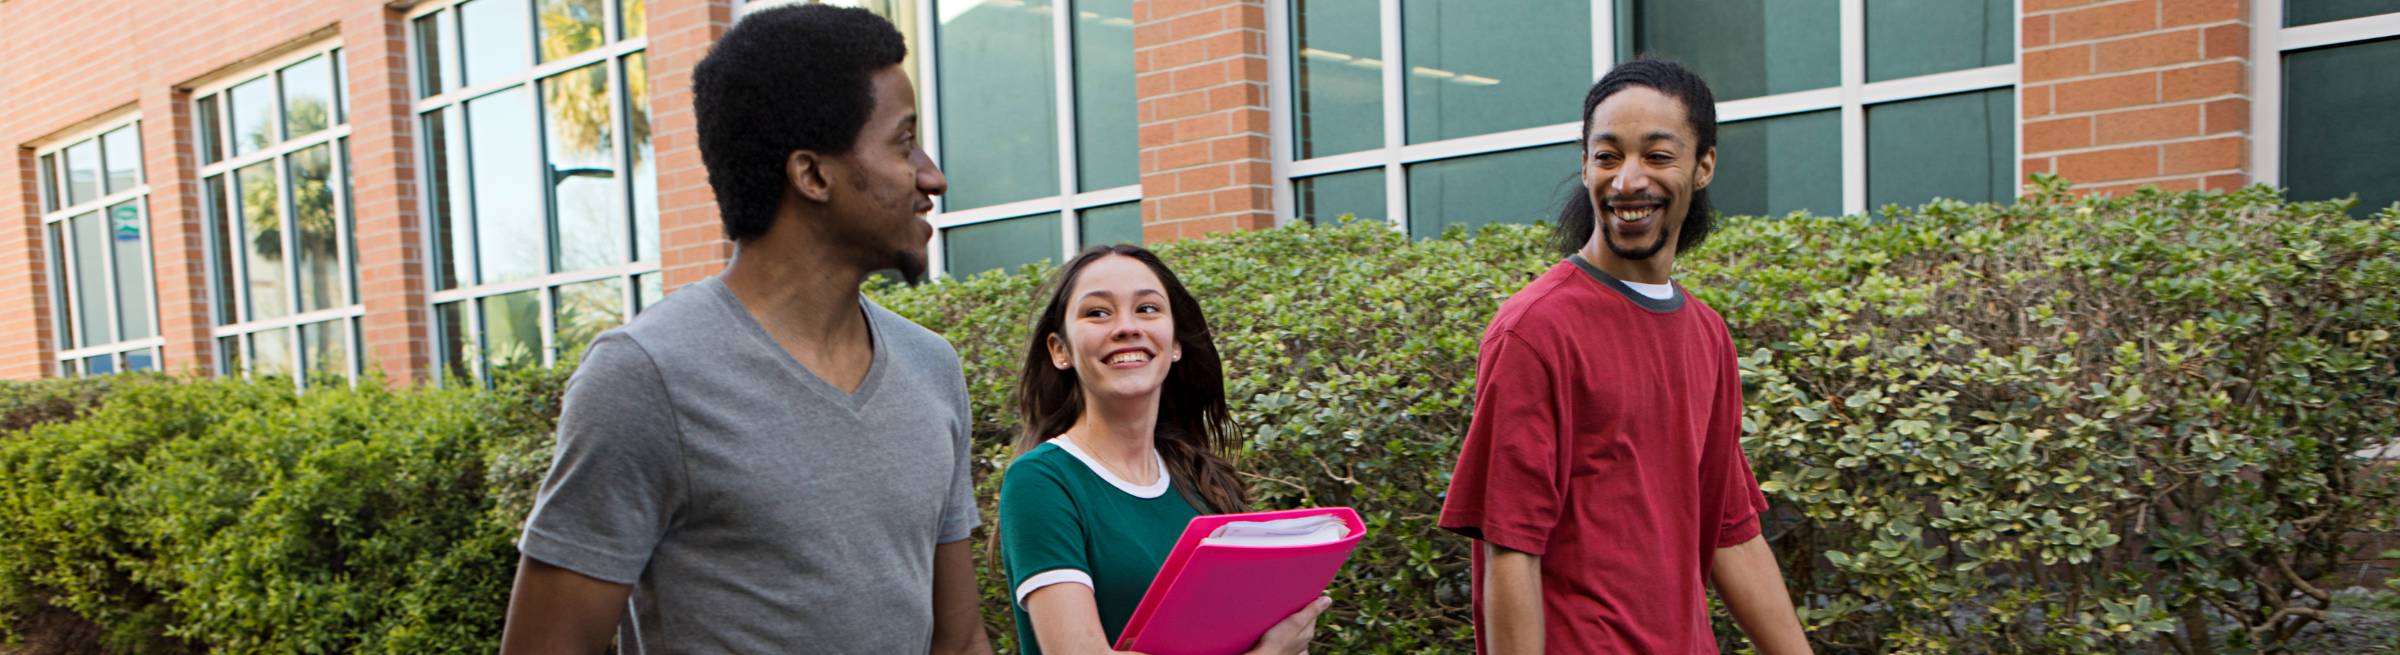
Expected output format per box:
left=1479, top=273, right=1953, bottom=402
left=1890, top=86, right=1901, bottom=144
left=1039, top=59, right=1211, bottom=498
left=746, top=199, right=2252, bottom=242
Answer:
left=995, top=245, right=1330, bottom=655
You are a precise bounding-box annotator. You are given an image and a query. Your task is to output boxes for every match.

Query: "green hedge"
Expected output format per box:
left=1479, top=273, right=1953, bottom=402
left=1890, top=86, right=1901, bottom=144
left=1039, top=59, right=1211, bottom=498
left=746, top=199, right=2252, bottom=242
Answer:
left=4, top=182, right=2397, bottom=653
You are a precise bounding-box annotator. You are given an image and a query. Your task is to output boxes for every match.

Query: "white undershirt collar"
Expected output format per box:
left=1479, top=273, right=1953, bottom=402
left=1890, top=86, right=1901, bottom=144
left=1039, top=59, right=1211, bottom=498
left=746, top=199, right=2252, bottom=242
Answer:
left=1050, top=437, right=1172, bottom=498
left=1620, top=279, right=1676, bottom=300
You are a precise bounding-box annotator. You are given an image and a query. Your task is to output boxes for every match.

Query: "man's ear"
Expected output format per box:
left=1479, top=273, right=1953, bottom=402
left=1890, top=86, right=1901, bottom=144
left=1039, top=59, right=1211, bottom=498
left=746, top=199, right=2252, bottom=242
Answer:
left=786, top=150, right=834, bottom=204
left=1694, top=146, right=1716, bottom=191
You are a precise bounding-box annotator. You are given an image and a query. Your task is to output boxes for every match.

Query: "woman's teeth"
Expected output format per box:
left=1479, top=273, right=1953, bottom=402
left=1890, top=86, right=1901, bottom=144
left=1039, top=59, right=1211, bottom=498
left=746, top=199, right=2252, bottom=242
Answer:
left=1107, top=352, right=1151, bottom=364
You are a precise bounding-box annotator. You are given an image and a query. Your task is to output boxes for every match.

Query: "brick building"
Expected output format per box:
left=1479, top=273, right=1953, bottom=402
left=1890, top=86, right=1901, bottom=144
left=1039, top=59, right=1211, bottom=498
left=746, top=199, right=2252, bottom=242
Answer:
left=4, top=0, right=2395, bottom=385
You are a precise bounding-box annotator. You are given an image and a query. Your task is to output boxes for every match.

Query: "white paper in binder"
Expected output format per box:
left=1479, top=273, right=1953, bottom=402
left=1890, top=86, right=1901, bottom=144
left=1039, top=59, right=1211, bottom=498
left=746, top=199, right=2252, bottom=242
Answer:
left=1199, top=513, right=1354, bottom=547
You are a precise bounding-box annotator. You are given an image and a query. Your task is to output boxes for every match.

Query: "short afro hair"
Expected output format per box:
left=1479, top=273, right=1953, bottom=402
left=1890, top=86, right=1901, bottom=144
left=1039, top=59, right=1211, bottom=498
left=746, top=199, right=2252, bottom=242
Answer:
left=694, top=5, right=908, bottom=243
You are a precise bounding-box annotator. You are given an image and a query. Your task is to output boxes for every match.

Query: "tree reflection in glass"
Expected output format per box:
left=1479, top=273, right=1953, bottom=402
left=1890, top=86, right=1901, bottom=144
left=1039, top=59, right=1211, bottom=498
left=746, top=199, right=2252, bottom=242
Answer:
left=543, top=63, right=621, bottom=271
left=538, top=0, right=607, bottom=62
left=236, top=160, right=289, bottom=321
left=290, top=145, right=343, bottom=312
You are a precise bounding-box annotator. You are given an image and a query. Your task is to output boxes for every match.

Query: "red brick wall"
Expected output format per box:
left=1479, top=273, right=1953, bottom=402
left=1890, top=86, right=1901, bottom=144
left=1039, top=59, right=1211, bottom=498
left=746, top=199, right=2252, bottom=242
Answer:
left=346, top=4, right=431, bottom=383
left=0, top=0, right=367, bottom=380
left=1133, top=0, right=1275, bottom=242
left=2021, top=0, right=2251, bottom=196
left=652, top=0, right=734, bottom=293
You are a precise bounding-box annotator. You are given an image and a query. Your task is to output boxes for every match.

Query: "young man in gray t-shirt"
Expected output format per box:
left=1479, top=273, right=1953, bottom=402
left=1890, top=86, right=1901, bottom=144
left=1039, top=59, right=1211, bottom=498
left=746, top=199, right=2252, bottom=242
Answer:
left=499, top=6, right=992, bottom=654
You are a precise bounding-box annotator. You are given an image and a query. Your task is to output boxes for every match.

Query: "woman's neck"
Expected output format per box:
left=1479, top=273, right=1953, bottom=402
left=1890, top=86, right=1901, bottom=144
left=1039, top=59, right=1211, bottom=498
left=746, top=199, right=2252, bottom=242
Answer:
left=1064, top=391, right=1162, bottom=482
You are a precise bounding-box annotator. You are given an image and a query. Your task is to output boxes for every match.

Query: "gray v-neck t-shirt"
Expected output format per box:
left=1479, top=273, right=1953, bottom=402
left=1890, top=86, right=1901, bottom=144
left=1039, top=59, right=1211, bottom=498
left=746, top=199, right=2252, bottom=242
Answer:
left=519, top=276, right=980, bottom=653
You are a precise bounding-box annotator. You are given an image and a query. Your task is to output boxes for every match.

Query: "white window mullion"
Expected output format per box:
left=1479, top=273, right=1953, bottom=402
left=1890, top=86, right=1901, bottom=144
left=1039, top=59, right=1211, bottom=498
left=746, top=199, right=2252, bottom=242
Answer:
left=1839, top=0, right=1867, bottom=217
left=1379, top=0, right=1407, bottom=233
left=916, top=0, right=945, bottom=278
left=1267, top=0, right=1297, bottom=226
left=1054, top=0, right=1081, bottom=259
left=2250, top=0, right=2285, bottom=188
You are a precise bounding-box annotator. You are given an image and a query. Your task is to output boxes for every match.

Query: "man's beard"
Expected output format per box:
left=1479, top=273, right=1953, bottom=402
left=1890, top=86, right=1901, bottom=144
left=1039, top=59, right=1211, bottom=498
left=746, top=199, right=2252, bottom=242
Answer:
left=1598, top=199, right=1676, bottom=261
left=892, top=249, right=929, bottom=286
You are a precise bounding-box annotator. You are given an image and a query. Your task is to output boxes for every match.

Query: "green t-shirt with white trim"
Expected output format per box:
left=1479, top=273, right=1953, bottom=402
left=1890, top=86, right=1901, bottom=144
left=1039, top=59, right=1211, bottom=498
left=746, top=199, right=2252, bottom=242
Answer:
left=998, top=438, right=1203, bottom=655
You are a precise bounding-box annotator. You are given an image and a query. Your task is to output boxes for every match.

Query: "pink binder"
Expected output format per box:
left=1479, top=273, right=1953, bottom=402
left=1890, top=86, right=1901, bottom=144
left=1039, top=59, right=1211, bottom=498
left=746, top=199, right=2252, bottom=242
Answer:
left=1113, top=507, right=1365, bottom=655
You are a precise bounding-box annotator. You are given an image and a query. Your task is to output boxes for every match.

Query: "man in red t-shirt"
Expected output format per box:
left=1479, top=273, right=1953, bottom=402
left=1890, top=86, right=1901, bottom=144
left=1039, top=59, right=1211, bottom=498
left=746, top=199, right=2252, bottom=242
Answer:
left=1438, top=60, right=1811, bottom=654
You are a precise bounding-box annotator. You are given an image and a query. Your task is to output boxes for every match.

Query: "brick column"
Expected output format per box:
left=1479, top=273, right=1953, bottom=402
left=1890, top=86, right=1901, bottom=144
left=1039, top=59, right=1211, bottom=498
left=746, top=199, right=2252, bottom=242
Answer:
left=347, top=4, right=431, bottom=383
left=652, top=0, right=734, bottom=293
left=2, top=148, right=49, bottom=379
left=2021, top=0, right=2251, bottom=196
left=1134, top=0, right=1274, bottom=242
left=140, top=84, right=212, bottom=377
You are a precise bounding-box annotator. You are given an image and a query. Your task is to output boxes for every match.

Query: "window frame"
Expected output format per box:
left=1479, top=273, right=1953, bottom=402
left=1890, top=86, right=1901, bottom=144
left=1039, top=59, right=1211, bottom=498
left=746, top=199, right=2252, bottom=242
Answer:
left=192, top=41, right=363, bottom=389
left=1271, top=0, right=2024, bottom=231
left=407, top=0, right=654, bottom=385
left=2248, top=3, right=2400, bottom=188
left=33, top=114, right=163, bottom=377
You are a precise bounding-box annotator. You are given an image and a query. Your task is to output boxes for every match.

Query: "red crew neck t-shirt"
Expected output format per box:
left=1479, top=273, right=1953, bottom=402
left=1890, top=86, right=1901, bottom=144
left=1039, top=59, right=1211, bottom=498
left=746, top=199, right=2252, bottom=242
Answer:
left=1439, top=255, right=1768, bottom=654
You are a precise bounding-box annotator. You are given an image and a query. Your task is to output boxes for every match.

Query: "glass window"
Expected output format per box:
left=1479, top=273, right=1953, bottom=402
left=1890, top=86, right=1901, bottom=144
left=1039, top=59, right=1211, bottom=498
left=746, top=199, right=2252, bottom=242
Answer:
left=84, top=355, right=115, bottom=377
left=436, top=301, right=472, bottom=382
left=37, top=154, right=57, bottom=213
left=470, top=87, right=546, bottom=283
left=70, top=212, right=109, bottom=348
left=102, top=125, right=141, bottom=193
left=635, top=272, right=663, bottom=313
left=282, top=55, right=337, bottom=139
left=1402, top=0, right=1589, bottom=144
left=1295, top=168, right=1385, bottom=225
left=1866, top=0, right=2012, bottom=83
left=229, top=76, right=278, bottom=156
left=1623, top=0, right=1838, bottom=101
left=289, top=145, right=345, bottom=312
left=462, top=0, right=532, bottom=86
left=937, top=0, right=1060, bottom=209
left=481, top=290, right=543, bottom=373
left=538, top=0, right=608, bottom=62
left=302, top=319, right=350, bottom=381
left=205, top=176, right=238, bottom=323
left=1075, top=0, right=1136, bottom=191
left=236, top=160, right=289, bottom=321
left=218, top=336, right=244, bottom=377
left=125, top=349, right=157, bottom=373
left=63, top=139, right=100, bottom=206
left=198, top=96, right=226, bottom=165
left=426, top=111, right=472, bottom=290
left=944, top=212, right=1062, bottom=278
left=1291, top=0, right=1384, bottom=158
left=1406, top=143, right=1579, bottom=237
left=251, top=328, right=295, bottom=379
left=1078, top=202, right=1143, bottom=247
left=1712, top=110, right=1842, bottom=219
left=543, top=63, right=623, bottom=271
left=2284, top=37, right=2400, bottom=215
left=416, top=12, right=457, bottom=98
left=108, top=202, right=152, bottom=341
left=1866, top=89, right=2015, bottom=211
left=555, top=278, right=625, bottom=358
left=2286, top=0, right=2400, bottom=26
left=47, top=223, right=73, bottom=348
left=335, top=49, right=350, bottom=122
left=627, top=53, right=658, bottom=261
left=622, top=0, right=646, bottom=38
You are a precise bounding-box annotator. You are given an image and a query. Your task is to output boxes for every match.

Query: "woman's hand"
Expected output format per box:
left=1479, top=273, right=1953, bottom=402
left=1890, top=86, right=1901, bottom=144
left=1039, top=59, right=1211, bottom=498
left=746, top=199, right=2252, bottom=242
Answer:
left=1242, top=595, right=1333, bottom=655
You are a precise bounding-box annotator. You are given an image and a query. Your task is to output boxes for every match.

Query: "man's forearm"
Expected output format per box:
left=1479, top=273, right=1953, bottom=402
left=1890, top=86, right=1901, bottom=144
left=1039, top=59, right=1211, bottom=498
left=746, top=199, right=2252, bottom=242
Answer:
left=1481, top=541, right=1545, bottom=655
left=1711, top=535, right=1810, bottom=655
left=929, top=540, right=995, bottom=655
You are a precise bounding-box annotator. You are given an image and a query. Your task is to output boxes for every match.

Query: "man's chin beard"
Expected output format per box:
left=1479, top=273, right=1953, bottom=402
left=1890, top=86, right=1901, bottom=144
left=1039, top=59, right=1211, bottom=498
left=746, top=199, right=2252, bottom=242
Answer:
left=893, top=250, right=929, bottom=286
left=1600, top=214, right=1674, bottom=261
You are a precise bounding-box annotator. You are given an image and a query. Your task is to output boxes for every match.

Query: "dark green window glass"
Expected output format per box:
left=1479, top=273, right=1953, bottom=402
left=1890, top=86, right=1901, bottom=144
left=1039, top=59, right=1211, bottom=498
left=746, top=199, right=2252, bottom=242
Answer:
left=2285, top=37, right=2400, bottom=215
left=281, top=55, right=337, bottom=140
left=1291, top=0, right=1383, bottom=158
left=937, top=0, right=1059, bottom=210
left=302, top=319, right=349, bottom=382
left=537, top=0, right=607, bottom=62
left=252, top=327, right=295, bottom=379
left=435, top=301, right=472, bottom=383
left=481, top=290, right=543, bottom=373
left=289, top=145, right=343, bottom=313
left=108, top=202, right=151, bottom=341
left=1403, top=0, right=1589, bottom=144
left=945, top=212, right=1062, bottom=278
left=1623, top=0, right=1837, bottom=101
left=197, top=96, right=225, bottom=165
left=425, top=110, right=473, bottom=290
left=204, top=175, right=238, bottom=325
left=1866, top=0, right=2012, bottom=82
left=2286, top=0, right=2400, bottom=26
left=1406, top=143, right=1579, bottom=237
left=461, top=0, right=532, bottom=87
left=1866, top=89, right=2015, bottom=212
left=1713, top=110, right=1841, bottom=219
left=37, top=153, right=57, bottom=212
left=1079, top=203, right=1143, bottom=247
left=543, top=63, right=623, bottom=272
left=1295, top=167, right=1385, bottom=225
left=218, top=336, right=242, bottom=377
left=469, top=87, right=545, bottom=283
left=47, top=223, right=74, bottom=348
left=555, top=278, right=626, bottom=358
left=1076, top=0, right=1137, bottom=191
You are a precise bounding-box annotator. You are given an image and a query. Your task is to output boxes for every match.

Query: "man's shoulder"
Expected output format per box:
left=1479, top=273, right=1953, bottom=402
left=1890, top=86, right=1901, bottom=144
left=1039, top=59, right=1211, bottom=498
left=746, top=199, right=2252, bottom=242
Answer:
left=1485, top=262, right=1598, bottom=344
left=864, top=297, right=963, bottom=372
